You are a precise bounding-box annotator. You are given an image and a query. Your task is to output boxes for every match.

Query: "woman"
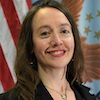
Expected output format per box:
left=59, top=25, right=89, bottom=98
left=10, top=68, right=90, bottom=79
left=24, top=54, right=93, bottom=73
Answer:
left=0, top=0, right=96, bottom=100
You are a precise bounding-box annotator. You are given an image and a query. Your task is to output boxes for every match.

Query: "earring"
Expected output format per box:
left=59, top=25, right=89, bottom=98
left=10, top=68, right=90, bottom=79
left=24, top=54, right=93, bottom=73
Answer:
left=72, top=59, right=74, bottom=61
left=27, top=53, right=35, bottom=65
left=27, top=53, right=38, bottom=70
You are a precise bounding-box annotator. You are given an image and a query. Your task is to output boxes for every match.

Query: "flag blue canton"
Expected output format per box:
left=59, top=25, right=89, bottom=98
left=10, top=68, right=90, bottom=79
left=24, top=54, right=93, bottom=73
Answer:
left=78, top=0, right=100, bottom=44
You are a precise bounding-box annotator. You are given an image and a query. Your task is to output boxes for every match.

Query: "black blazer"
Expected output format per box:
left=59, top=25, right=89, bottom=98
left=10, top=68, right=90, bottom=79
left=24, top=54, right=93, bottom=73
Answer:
left=0, top=81, right=96, bottom=100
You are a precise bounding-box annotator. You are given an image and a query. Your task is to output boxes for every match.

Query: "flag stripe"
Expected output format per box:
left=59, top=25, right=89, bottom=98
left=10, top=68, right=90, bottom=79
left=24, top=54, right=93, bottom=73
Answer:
left=26, top=0, right=32, bottom=9
left=0, top=45, right=14, bottom=91
left=0, top=0, right=32, bottom=93
left=0, top=82, right=4, bottom=93
left=0, top=0, right=21, bottom=46
left=0, top=5, right=17, bottom=83
left=12, top=0, right=30, bottom=24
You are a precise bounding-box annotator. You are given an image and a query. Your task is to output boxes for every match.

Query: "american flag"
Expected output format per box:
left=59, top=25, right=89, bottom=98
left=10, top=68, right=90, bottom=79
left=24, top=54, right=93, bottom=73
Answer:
left=0, top=0, right=32, bottom=93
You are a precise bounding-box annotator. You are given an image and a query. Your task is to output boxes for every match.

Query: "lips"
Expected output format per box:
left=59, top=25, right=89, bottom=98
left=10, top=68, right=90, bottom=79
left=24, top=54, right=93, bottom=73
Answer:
left=47, top=50, right=65, bottom=57
left=50, top=50, right=64, bottom=54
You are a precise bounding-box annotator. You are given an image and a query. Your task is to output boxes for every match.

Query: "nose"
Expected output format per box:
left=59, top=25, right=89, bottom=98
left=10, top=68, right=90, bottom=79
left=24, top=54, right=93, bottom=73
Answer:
left=50, top=33, right=62, bottom=47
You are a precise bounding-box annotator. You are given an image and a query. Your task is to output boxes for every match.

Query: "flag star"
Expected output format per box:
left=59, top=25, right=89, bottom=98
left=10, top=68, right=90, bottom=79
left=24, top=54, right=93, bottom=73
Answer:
left=94, top=31, right=100, bottom=39
left=84, top=26, right=91, bottom=35
left=86, top=13, right=93, bottom=22
left=96, top=10, right=100, bottom=17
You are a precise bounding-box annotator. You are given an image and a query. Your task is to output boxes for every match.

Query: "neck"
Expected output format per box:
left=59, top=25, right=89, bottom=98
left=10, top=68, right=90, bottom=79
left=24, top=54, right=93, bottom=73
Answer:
left=38, top=65, right=68, bottom=92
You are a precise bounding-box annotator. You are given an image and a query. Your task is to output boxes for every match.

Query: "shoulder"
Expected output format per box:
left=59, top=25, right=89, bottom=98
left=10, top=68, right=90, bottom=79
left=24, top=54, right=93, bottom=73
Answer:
left=35, top=81, right=53, bottom=100
left=73, top=81, right=97, bottom=100
left=0, top=89, right=19, bottom=100
left=0, top=90, right=12, bottom=100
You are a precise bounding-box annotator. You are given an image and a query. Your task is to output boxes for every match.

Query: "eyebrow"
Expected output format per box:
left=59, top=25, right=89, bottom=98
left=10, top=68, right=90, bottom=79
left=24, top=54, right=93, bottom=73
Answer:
left=60, top=23, right=71, bottom=28
left=37, top=23, right=71, bottom=31
left=38, top=25, right=50, bottom=30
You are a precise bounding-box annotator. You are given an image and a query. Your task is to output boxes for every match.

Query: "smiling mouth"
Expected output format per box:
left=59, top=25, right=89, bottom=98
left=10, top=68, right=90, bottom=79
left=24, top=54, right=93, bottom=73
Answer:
left=47, top=50, right=66, bottom=57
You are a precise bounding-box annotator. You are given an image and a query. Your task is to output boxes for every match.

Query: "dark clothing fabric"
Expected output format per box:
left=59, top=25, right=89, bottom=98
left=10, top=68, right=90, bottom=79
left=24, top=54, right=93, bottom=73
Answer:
left=0, top=81, right=96, bottom=100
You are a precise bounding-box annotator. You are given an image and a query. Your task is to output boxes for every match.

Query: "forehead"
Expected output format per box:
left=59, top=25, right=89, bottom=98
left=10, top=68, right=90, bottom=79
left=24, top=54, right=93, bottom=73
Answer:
left=32, top=7, right=71, bottom=29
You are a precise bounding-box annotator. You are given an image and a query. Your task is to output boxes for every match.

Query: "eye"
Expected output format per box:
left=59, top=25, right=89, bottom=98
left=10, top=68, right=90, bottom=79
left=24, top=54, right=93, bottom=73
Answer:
left=61, top=29, right=70, bottom=34
left=40, top=31, right=50, bottom=38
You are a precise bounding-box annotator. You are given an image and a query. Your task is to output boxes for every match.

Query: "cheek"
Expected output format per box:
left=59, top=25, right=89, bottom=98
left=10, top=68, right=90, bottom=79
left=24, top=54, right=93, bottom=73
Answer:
left=65, top=37, right=74, bottom=49
left=33, top=39, right=48, bottom=55
left=70, top=39, right=74, bottom=49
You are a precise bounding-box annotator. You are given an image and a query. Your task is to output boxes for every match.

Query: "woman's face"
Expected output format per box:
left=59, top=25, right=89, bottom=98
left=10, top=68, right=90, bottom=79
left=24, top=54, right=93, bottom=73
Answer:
left=32, top=7, right=74, bottom=69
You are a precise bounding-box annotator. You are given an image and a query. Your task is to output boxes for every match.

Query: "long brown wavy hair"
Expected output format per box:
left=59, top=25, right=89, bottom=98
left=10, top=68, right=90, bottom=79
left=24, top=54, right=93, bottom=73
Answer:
left=11, top=0, right=84, bottom=99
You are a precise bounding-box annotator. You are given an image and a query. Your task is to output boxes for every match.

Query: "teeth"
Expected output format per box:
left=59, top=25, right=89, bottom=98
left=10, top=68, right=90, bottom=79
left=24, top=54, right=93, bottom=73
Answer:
left=51, top=51, right=63, bottom=55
